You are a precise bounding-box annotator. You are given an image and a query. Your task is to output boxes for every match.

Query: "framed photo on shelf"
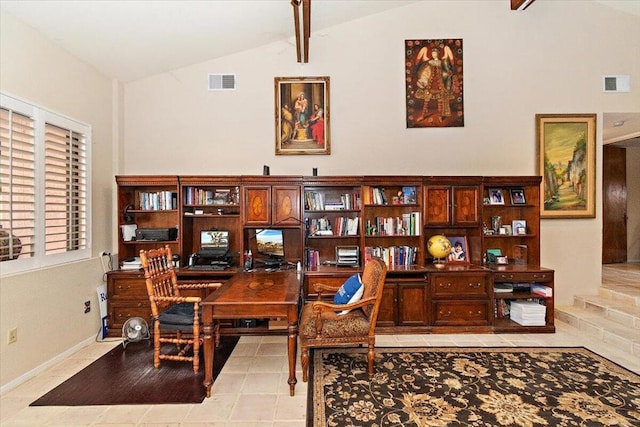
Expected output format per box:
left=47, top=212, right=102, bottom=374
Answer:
left=512, top=220, right=527, bottom=235
left=536, top=113, right=596, bottom=218
left=488, top=188, right=505, bottom=205
left=275, top=76, right=330, bottom=156
left=510, top=188, right=526, bottom=204
left=446, top=236, right=469, bottom=263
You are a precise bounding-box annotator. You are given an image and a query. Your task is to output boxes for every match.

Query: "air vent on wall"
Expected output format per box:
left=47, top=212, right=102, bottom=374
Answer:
left=208, top=73, right=236, bottom=91
left=603, top=75, right=630, bottom=93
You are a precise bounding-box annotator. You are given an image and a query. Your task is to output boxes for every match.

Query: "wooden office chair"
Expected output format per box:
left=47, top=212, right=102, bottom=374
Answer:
left=140, top=245, right=222, bottom=374
left=299, top=257, right=388, bottom=382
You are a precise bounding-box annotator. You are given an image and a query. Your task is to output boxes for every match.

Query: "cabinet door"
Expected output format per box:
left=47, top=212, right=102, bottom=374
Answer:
left=424, top=186, right=451, bottom=225
left=245, top=186, right=271, bottom=225
left=452, top=187, right=479, bottom=224
left=377, top=284, right=397, bottom=327
left=273, top=186, right=301, bottom=225
left=398, top=284, right=428, bottom=326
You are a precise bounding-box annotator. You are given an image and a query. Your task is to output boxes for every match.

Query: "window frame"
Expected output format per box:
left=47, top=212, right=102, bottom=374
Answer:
left=1, top=92, right=92, bottom=276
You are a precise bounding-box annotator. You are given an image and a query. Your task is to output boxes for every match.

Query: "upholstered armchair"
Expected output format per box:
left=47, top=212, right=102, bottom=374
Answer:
left=140, top=245, right=222, bottom=374
left=299, top=257, right=388, bottom=382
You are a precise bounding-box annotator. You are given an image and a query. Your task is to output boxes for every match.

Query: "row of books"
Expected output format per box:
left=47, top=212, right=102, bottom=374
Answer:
left=493, top=283, right=552, bottom=297
left=364, top=186, right=418, bottom=205
left=304, top=191, right=361, bottom=211
left=136, top=191, right=177, bottom=211
left=307, top=217, right=359, bottom=236
left=365, top=212, right=421, bottom=236
left=364, top=245, right=418, bottom=267
left=183, top=186, right=239, bottom=206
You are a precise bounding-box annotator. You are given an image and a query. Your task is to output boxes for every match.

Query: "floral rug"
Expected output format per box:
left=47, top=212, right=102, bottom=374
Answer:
left=308, top=347, right=640, bottom=427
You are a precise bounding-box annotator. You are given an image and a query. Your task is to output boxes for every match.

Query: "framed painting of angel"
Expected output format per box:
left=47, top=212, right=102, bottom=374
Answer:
left=405, top=39, right=464, bottom=128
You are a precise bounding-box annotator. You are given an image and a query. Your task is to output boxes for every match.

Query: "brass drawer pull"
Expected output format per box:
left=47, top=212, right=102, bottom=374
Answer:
left=468, top=282, right=481, bottom=288
left=117, top=285, right=131, bottom=290
left=439, top=283, right=452, bottom=288
left=439, top=310, right=452, bottom=317
left=469, top=310, right=482, bottom=316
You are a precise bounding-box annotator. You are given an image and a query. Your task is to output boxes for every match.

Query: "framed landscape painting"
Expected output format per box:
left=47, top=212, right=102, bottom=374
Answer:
left=536, top=113, right=596, bottom=218
left=274, top=76, right=330, bottom=156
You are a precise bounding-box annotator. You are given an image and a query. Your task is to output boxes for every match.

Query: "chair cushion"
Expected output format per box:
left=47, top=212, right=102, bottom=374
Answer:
left=300, top=304, right=370, bottom=339
left=333, top=274, right=363, bottom=314
left=158, top=302, right=200, bottom=327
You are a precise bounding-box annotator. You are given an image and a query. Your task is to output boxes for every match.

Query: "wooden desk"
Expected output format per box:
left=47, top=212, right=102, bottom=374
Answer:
left=201, top=270, right=301, bottom=397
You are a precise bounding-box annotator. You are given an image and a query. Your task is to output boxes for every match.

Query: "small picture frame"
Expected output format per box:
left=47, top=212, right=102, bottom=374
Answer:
left=488, top=188, right=505, bottom=205
left=486, top=248, right=502, bottom=264
left=512, top=220, right=527, bottom=235
left=503, top=225, right=512, bottom=235
left=446, top=236, right=469, bottom=264
left=510, top=189, right=526, bottom=205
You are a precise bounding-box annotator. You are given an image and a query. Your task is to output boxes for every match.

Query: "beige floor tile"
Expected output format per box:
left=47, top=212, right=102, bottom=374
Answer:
left=139, top=403, right=192, bottom=423
left=274, top=393, right=307, bottom=421
left=99, top=404, right=151, bottom=423
left=229, top=394, right=277, bottom=421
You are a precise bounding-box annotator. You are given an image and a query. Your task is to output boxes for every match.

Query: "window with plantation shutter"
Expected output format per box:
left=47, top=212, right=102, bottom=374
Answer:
left=1, top=93, right=91, bottom=275
left=0, top=107, right=36, bottom=262
left=44, top=123, right=87, bottom=255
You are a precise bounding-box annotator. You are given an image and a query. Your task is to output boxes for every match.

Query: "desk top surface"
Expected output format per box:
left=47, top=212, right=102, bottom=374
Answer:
left=202, top=270, right=301, bottom=306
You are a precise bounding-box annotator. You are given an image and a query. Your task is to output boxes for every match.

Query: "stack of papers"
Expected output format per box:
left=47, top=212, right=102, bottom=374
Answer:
left=510, top=300, right=546, bottom=326
left=121, top=257, right=142, bottom=270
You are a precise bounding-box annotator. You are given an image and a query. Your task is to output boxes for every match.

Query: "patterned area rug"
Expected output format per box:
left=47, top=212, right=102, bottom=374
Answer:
left=308, top=347, right=640, bottom=427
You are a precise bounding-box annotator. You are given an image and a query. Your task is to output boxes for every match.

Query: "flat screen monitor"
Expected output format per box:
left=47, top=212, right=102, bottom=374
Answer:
left=200, top=230, right=229, bottom=256
left=255, top=229, right=285, bottom=262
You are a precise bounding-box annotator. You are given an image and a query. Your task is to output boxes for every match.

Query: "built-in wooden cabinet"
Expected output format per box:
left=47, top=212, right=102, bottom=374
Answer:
left=116, top=175, right=180, bottom=266
left=108, top=174, right=554, bottom=337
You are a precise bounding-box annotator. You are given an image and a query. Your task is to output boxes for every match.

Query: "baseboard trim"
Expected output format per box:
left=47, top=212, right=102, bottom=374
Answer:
left=0, top=334, right=97, bottom=396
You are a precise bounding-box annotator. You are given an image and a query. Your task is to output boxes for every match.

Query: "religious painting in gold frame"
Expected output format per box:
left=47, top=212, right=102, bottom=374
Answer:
left=536, top=113, right=596, bottom=218
left=405, top=39, right=464, bottom=128
left=275, top=76, right=330, bottom=155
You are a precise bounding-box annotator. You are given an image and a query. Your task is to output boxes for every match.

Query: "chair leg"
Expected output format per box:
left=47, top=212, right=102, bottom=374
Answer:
left=153, top=321, right=161, bottom=369
left=367, top=345, right=375, bottom=377
left=301, top=347, right=309, bottom=382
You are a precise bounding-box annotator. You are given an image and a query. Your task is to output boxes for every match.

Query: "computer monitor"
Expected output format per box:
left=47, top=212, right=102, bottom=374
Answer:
left=199, top=230, right=229, bottom=257
left=255, top=229, right=285, bottom=266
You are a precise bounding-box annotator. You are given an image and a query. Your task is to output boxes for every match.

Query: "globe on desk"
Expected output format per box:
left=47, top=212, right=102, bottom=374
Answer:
left=427, top=234, right=451, bottom=268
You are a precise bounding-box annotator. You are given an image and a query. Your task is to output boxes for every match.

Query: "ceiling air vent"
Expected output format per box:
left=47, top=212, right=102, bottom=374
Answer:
left=208, top=73, right=236, bottom=91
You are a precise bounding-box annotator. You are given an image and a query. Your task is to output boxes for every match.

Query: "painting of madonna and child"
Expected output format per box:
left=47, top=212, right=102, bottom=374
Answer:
left=275, top=76, right=330, bottom=155
left=405, top=39, right=464, bottom=128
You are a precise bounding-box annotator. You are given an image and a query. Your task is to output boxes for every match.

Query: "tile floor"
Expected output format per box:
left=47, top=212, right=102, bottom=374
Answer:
left=2, top=265, right=640, bottom=426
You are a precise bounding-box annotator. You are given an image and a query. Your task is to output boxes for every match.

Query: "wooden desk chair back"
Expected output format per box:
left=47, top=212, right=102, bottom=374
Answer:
left=299, top=257, right=388, bottom=382
left=140, top=245, right=221, bottom=374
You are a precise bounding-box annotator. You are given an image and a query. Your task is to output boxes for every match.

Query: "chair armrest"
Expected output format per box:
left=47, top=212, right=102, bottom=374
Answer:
left=177, top=282, right=222, bottom=291
left=311, top=296, right=376, bottom=314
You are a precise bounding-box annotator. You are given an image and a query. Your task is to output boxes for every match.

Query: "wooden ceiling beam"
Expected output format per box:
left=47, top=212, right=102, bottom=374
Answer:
left=303, top=0, right=310, bottom=63
left=291, top=0, right=302, bottom=63
left=511, top=0, right=536, bottom=11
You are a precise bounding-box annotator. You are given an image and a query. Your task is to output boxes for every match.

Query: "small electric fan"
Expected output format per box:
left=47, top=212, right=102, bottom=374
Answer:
left=122, top=317, right=150, bottom=348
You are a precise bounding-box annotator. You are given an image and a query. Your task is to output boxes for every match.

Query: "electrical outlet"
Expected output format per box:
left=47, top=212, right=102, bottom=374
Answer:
left=8, top=328, right=17, bottom=344
left=84, top=300, right=91, bottom=314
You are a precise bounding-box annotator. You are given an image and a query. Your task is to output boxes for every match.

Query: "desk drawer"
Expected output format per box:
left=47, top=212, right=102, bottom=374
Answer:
left=108, top=274, right=147, bottom=299
left=108, top=302, right=151, bottom=334
left=304, top=276, right=350, bottom=299
left=430, top=274, right=489, bottom=298
left=432, top=300, right=489, bottom=326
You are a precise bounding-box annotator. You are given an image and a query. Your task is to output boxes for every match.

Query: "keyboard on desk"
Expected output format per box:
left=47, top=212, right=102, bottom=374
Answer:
left=189, top=264, right=228, bottom=271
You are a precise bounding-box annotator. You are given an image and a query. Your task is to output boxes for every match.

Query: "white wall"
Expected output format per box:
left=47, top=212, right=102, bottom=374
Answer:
left=0, top=12, right=114, bottom=388
left=124, top=0, right=640, bottom=306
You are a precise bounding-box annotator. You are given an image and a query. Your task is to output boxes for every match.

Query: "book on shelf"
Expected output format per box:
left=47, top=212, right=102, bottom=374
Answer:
left=531, top=284, right=552, bottom=297
left=402, top=186, right=417, bottom=204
